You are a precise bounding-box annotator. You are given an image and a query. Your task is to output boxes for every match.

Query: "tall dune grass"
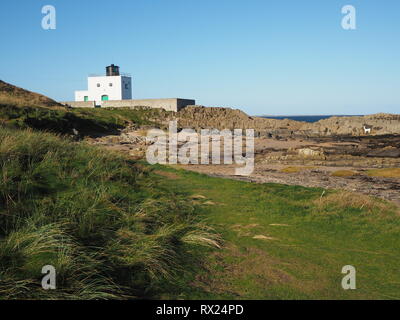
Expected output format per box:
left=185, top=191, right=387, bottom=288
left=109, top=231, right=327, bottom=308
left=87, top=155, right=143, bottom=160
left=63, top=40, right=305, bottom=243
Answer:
left=0, top=127, right=219, bottom=299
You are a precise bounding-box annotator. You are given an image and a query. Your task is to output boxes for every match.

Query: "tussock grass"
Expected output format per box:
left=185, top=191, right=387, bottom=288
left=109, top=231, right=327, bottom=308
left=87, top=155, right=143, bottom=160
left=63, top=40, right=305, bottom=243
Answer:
left=314, top=190, right=393, bottom=213
left=0, top=127, right=219, bottom=299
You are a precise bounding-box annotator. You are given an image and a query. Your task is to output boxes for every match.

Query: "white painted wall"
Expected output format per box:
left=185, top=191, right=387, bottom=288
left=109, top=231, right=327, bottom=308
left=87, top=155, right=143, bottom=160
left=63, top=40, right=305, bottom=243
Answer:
left=75, top=75, right=132, bottom=104
left=75, top=90, right=89, bottom=101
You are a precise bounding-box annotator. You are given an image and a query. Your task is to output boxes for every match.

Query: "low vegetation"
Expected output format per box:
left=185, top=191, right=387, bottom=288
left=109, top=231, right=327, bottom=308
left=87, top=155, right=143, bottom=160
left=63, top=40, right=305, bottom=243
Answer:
left=331, top=170, right=358, bottom=177
left=367, top=168, right=400, bottom=178
left=1, top=79, right=400, bottom=300
left=314, top=190, right=393, bottom=213
left=0, top=104, right=169, bottom=137
left=280, top=166, right=317, bottom=173
left=0, top=127, right=219, bottom=299
left=0, top=80, right=61, bottom=108
left=152, top=165, right=400, bottom=299
left=0, top=80, right=170, bottom=136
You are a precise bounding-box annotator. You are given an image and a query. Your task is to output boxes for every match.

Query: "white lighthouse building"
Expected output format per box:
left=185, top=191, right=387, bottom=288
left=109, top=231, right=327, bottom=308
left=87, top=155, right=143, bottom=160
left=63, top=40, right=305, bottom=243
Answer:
left=64, top=64, right=196, bottom=111
left=75, top=64, right=132, bottom=104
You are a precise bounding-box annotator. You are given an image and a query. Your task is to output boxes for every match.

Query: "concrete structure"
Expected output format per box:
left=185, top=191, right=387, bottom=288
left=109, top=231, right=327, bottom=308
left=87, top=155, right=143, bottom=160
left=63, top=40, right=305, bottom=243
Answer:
left=62, top=98, right=195, bottom=112
left=101, top=98, right=195, bottom=112
left=75, top=64, right=132, bottom=104
left=63, top=101, right=96, bottom=108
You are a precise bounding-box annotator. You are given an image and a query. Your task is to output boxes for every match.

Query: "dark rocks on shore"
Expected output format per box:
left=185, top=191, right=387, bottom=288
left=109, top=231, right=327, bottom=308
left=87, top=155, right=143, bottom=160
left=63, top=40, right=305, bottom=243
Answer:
left=367, top=147, right=400, bottom=158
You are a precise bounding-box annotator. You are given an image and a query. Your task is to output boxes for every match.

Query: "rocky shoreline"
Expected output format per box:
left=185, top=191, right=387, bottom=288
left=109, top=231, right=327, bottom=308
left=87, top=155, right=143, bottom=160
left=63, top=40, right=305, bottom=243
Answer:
left=173, top=107, right=400, bottom=138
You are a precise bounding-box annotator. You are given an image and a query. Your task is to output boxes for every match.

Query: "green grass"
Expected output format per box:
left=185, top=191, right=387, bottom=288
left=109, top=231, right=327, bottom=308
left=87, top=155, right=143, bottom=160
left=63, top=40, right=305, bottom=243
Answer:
left=2, top=100, right=400, bottom=299
left=0, top=79, right=173, bottom=136
left=151, top=165, right=400, bottom=300
left=0, top=104, right=170, bottom=136
left=5, top=80, right=399, bottom=300
left=0, top=127, right=219, bottom=299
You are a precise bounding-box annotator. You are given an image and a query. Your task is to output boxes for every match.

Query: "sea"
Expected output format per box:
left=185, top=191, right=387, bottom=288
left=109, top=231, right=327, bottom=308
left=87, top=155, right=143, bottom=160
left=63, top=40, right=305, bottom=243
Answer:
left=260, top=115, right=360, bottom=123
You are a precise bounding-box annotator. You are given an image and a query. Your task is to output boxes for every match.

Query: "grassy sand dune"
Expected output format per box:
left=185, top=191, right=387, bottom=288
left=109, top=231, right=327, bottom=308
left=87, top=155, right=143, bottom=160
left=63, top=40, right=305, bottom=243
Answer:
left=0, top=127, right=218, bottom=299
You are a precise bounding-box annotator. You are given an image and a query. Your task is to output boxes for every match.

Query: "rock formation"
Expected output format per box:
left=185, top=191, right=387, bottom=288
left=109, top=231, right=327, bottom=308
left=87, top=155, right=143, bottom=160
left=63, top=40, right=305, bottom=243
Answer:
left=174, top=106, right=400, bottom=138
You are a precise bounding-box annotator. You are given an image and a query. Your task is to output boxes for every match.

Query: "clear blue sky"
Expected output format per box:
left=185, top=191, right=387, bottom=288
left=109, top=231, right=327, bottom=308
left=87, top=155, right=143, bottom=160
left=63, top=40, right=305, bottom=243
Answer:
left=0, top=0, right=399, bottom=115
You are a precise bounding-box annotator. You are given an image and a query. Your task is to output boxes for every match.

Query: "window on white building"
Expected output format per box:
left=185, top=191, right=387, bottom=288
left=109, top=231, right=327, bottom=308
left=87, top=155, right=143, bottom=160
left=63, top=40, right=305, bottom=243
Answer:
left=109, top=83, right=113, bottom=87
left=97, top=83, right=100, bottom=87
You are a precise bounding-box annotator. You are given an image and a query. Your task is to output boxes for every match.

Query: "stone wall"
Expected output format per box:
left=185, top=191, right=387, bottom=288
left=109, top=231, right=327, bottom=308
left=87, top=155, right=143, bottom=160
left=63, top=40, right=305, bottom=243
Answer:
left=62, top=99, right=195, bottom=112
left=101, top=98, right=195, bottom=112
left=61, top=101, right=96, bottom=108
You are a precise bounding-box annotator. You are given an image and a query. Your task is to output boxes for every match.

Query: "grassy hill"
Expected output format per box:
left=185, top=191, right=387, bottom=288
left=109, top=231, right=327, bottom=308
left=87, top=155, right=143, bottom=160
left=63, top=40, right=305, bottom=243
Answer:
left=0, top=80, right=168, bottom=136
left=0, top=80, right=62, bottom=108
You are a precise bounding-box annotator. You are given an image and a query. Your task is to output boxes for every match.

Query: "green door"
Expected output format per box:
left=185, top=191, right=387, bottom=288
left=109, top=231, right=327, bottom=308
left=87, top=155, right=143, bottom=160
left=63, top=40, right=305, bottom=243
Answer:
left=101, top=95, right=109, bottom=101
left=84, top=96, right=88, bottom=102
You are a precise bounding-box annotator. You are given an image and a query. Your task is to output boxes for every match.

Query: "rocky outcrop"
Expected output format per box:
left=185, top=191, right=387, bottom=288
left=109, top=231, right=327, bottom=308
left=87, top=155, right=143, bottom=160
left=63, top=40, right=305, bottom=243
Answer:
left=299, top=113, right=400, bottom=137
left=174, top=107, right=400, bottom=138
left=297, top=148, right=325, bottom=159
left=366, top=146, right=400, bottom=158
left=174, top=106, right=302, bottom=137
